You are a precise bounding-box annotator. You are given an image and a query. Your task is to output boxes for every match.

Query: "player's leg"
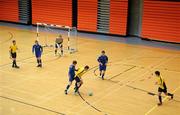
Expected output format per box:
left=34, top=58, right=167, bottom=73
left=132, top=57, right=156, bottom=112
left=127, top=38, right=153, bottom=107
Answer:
left=164, top=90, right=174, bottom=99
left=78, top=79, right=83, bottom=89
left=60, top=44, right=63, bottom=55
left=12, top=53, right=19, bottom=68
left=158, top=88, right=163, bottom=105
left=74, top=77, right=81, bottom=93
left=65, top=81, right=72, bottom=94
left=11, top=53, right=15, bottom=67
left=35, top=53, right=39, bottom=67
left=55, top=43, right=58, bottom=55
left=36, top=53, right=42, bottom=67
left=99, top=65, right=102, bottom=77
left=65, top=75, right=74, bottom=94
left=39, top=57, right=42, bottom=67
left=101, top=65, right=106, bottom=80
left=163, top=83, right=173, bottom=99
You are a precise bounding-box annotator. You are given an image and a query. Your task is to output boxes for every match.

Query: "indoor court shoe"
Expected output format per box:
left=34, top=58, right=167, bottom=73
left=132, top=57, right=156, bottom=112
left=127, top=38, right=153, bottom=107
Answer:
left=37, top=64, right=42, bottom=67
left=157, top=103, right=162, bottom=106
left=64, top=90, right=68, bottom=95
left=171, top=94, right=174, bottom=99
left=14, top=66, right=20, bottom=69
left=74, top=91, right=79, bottom=96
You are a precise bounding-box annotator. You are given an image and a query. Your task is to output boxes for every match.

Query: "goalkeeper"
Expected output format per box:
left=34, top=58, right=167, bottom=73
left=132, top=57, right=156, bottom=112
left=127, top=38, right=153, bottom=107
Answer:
left=55, top=34, right=63, bottom=56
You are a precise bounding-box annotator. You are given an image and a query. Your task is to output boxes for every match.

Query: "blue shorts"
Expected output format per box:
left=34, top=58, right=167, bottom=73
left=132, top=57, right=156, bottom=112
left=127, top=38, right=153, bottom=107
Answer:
left=99, top=64, right=106, bottom=71
left=35, top=53, right=41, bottom=58
left=69, top=74, right=75, bottom=82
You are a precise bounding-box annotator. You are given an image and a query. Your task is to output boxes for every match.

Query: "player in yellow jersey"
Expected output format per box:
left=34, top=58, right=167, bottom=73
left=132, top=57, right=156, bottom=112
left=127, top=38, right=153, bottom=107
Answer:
left=9, top=40, right=19, bottom=68
left=74, top=65, right=89, bottom=93
left=154, top=71, right=173, bottom=106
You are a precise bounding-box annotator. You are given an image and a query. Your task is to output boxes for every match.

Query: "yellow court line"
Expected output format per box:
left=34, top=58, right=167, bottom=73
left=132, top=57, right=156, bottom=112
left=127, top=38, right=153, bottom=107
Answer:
left=145, top=86, right=180, bottom=115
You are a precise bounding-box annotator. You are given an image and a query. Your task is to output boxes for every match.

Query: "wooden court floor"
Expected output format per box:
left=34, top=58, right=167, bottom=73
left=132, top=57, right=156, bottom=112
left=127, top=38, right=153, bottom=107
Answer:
left=0, top=26, right=180, bottom=115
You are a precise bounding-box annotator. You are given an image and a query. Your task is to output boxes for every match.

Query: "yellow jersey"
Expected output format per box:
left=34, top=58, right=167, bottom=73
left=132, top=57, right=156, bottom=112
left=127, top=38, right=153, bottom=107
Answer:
left=75, top=67, right=87, bottom=78
left=10, top=45, right=18, bottom=53
left=157, top=76, right=166, bottom=89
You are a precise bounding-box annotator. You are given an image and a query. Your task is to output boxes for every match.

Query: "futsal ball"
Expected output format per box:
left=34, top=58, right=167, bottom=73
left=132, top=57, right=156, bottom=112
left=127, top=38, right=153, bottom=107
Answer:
left=88, top=92, right=93, bottom=96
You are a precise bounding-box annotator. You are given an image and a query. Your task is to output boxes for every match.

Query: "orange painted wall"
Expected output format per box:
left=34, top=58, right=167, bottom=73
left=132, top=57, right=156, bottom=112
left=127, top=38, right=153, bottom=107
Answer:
left=0, top=0, right=19, bottom=22
left=78, top=0, right=97, bottom=32
left=32, top=0, right=72, bottom=26
left=142, top=0, right=180, bottom=43
left=110, top=0, right=128, bottom=35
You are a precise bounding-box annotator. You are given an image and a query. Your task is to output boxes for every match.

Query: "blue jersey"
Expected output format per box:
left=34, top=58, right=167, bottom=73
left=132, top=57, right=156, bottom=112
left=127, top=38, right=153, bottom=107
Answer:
left=32, top=44, right=43, bottom=54
left=68, top=64, right=76, bottom=77
left=98, top=55, right=108, bottom=65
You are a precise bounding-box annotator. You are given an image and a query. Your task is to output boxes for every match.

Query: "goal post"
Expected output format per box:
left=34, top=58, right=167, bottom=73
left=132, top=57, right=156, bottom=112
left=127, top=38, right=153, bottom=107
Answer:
left=36, top=22, right=78, bottom=54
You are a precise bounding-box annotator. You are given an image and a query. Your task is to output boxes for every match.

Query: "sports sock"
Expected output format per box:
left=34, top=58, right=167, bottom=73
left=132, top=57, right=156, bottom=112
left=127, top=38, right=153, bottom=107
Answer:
left=159, top=96, right=162, bottom=103
left=12, top=60, right=16, bottom=67
left=102, top=73, right=105, bottom=79
left=66, top=85, right=70, bottom=90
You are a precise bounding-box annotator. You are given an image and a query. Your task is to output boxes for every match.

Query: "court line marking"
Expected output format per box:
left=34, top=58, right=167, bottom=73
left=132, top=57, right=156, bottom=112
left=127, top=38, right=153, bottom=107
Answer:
left=0, top=32, right=13, bottom=44
left=76, top=54, right=176, bottom=114
left=78, top=92, right=102, bottom=112
left=0, top=49, right=176, bottom=114
left=36, top=50, right=148, bottom=115
left=74, top=52, right=171, bottom=114
left=68, top=50, right=148, bottom=114
left=125, top=85, right=180, bottom=102
left=144, top=86, right=180, bottom=115
left=0, top=95, right=66, bottom=115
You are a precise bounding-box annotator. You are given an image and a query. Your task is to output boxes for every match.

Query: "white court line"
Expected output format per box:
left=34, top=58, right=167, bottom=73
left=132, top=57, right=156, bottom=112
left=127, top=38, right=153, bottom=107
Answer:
left=144, top=86, right=180, bottom=115
left=75, top=54, right=176, bottom=114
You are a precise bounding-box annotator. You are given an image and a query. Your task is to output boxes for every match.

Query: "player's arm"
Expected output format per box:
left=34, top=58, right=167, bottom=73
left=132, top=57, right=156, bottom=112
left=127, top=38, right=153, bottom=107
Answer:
left=9, top=46, right=12, bottom=58
left=40, top=46, right=43, bottom=53
left=106, top=56, right=109, bottom=64
left=97, top=57, right=102, bottom=65
left=32, top=45, right=35, bottom=54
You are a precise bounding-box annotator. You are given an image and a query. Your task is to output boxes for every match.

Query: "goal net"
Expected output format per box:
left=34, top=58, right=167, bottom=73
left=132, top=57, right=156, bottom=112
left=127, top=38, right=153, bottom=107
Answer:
left=36, top=23, right=78, bottom=54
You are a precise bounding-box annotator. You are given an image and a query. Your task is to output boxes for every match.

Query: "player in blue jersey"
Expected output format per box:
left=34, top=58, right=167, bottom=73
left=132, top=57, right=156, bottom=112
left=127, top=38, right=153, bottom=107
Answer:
left=64, top=60, right=77, bottom=95
left=97, top=50, right=108, bottom=80
left=32, top=40, right=43, bottom=67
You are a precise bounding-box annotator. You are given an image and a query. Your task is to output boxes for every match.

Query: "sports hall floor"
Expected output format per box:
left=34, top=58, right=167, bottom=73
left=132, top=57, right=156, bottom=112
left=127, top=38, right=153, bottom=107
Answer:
left=0, top=22, right=180, bottom=115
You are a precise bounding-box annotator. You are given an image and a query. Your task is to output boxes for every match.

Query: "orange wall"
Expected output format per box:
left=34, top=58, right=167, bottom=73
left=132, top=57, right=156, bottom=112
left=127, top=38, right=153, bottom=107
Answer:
left=32, top=0, right=72, bottom=26
left=0, top=0, right=19, bottom=22
left=142, top=0, right=180, bottom=43
left=78, top=0, right=97, bottom=32
left=110, top=0, right=128, bottom=35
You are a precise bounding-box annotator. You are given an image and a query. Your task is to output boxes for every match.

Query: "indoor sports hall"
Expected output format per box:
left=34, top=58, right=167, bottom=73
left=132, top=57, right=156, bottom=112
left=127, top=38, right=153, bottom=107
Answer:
left=0, top=0, right=180, bottom=115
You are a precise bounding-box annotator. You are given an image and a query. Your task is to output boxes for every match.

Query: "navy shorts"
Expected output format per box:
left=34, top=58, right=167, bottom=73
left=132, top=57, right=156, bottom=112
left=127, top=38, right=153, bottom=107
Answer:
left=69, top=75, right=75, bottom=82
left=35, top=53, right=41, bottom=58
left=99, top=64, right=106, bottom=71
left=75, top=76, right=81, bottom=82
